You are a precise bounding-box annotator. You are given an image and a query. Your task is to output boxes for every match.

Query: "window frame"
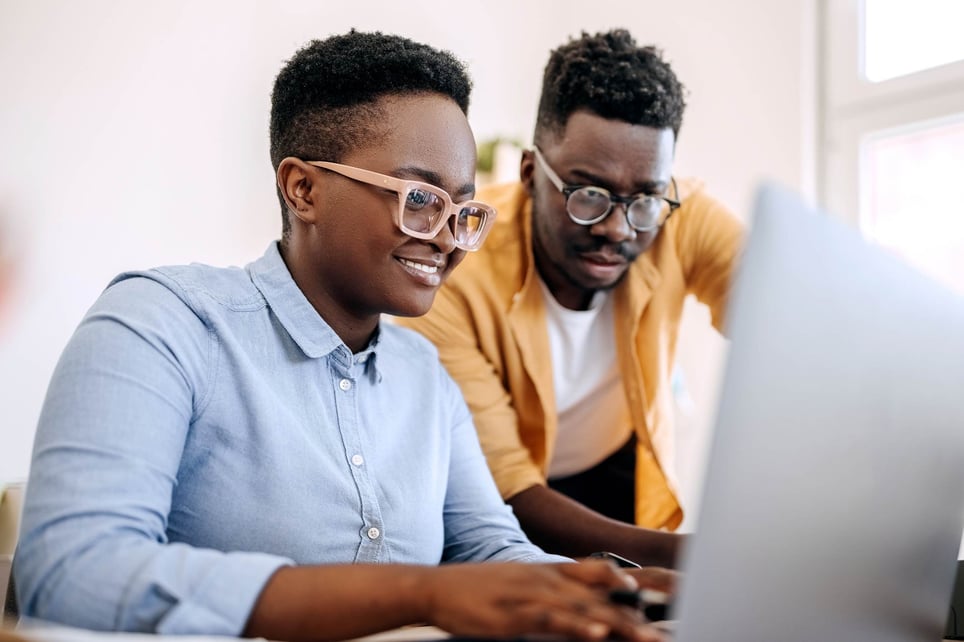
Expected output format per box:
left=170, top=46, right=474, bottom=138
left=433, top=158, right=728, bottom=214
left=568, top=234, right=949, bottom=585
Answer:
left=820, top=0, right=964, bottom=224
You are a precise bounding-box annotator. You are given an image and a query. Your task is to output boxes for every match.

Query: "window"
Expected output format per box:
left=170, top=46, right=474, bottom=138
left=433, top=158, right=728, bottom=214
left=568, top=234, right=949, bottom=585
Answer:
left=863, top=0, right=964, bottom=82
left=822, top=0, right=964, bottom=296
left=861, top=116, right=964, bottom=293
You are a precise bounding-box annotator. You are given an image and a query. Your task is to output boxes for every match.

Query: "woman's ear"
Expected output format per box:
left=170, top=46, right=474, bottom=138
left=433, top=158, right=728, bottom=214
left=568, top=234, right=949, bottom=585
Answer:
left=520, top=149, right=536, bottom=195
left=277, top=157, right=319, bottom=224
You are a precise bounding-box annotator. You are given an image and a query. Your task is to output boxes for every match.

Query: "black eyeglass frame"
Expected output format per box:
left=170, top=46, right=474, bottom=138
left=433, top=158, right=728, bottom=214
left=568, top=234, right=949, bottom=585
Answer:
left=533, top=147, right=680, bottom=232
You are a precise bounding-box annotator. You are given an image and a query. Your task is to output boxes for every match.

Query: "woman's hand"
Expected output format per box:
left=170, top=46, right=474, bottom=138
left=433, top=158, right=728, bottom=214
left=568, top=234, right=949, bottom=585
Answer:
left=422, top=559, right=666, bottom=641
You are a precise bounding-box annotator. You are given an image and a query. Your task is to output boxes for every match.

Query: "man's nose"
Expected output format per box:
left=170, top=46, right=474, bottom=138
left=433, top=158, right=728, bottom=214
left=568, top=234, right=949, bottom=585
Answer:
left=589, top=203, right=637, bottom=243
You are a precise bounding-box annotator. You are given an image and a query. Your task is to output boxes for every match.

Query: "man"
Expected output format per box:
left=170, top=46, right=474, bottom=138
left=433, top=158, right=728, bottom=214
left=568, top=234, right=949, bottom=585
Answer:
left=15, top=31, right=666, bottom=642
left=398, top=29, right=743, bottom=568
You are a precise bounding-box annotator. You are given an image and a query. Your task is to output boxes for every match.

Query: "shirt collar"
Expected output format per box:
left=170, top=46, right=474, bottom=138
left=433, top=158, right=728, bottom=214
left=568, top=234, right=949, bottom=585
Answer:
left=353, top=329, right=382, bottom=383
left=247, top=241, right=383, bottom=378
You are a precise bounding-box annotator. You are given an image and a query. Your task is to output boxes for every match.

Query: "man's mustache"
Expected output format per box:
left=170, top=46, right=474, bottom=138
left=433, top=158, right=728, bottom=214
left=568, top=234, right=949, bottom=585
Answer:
left=572, top=241, right=639, bottom=261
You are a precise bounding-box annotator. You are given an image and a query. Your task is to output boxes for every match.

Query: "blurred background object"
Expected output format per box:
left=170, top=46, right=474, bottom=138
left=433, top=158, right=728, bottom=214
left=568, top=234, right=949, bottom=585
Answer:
left=0, top=203, right=17, bottom=334
left=0, top=482, right=24, bottom=621
left=476, top=137, right=525, bottom=186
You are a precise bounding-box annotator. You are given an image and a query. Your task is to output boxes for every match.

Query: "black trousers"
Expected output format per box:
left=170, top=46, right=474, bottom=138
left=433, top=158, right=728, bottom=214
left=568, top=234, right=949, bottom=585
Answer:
left=547, top=434, right=637, bottom=524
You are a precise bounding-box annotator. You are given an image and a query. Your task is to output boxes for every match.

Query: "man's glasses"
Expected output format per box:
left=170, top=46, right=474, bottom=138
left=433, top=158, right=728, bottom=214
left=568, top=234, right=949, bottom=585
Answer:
left=301, top=160, right=497, bottom=252
left=533, top=147, right=680, bottom=232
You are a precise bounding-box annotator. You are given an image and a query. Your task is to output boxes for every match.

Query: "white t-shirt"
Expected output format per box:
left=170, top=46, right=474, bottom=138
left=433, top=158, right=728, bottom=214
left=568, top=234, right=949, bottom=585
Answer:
left=539, top=279, right=634, bottom=479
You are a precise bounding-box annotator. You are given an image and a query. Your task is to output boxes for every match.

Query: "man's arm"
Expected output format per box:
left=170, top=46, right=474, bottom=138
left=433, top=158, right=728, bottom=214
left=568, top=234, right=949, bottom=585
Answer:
left=508, top=485, right=683, bottom=568
left=673, top=183, right=746, bottom=332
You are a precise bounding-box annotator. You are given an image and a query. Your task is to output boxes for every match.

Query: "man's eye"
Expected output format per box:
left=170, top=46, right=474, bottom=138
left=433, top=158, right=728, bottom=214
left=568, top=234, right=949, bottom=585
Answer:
left=575, top=187, right=611, bottom=204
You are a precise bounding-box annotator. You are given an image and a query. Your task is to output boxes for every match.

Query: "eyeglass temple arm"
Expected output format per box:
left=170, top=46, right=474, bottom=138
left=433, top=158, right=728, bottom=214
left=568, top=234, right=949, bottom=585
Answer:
left=662, top=177, right=681, bottom=224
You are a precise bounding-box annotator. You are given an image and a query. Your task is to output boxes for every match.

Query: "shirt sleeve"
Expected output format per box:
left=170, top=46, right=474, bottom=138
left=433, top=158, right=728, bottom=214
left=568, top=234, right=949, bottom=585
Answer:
left=672, top=184, right=746, bottom=333
left=15, top=276, right=292, bottom=635
left=435, top=369, right=568, bottom=565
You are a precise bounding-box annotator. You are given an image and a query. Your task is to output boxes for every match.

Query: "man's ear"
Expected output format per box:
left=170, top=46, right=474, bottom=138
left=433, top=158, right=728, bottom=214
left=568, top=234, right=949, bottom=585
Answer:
left=520, top=149, right=536, bottom=195
left=277, top=157, right=319, bottom=224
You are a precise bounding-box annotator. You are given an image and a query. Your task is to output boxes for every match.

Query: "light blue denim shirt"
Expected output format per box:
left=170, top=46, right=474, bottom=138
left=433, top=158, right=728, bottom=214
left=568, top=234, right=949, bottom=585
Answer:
left=16, top=242, right=562, bottom=635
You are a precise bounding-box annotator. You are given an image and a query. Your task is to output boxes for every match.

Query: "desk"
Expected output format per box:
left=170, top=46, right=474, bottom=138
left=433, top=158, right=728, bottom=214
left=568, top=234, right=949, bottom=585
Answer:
left=5, top=622, right=450, bottom=642
left=2, top=621, right=960, bottom=642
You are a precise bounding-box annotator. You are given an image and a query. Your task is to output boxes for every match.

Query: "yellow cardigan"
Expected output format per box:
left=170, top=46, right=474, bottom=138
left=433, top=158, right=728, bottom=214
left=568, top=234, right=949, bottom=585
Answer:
left=397, top=179, right=744, bottom=529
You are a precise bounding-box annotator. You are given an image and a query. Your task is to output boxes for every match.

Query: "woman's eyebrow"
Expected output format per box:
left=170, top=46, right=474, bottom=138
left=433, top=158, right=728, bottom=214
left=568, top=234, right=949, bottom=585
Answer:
left=398, top=166, right=476, bottom=198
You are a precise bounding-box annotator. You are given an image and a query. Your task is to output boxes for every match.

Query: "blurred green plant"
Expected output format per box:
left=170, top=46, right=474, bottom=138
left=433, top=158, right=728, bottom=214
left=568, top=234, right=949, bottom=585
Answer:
left=477, top=137, right=524, bottom=173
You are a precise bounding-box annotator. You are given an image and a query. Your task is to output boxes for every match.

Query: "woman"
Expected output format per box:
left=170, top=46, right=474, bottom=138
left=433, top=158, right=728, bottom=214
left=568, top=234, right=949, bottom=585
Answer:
left=15, top=30, right=669, bottom=642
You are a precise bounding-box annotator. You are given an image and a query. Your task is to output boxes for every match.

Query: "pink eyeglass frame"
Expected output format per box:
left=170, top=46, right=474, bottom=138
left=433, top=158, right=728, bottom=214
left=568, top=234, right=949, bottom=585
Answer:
left=300, top=159, right=497, bottom=251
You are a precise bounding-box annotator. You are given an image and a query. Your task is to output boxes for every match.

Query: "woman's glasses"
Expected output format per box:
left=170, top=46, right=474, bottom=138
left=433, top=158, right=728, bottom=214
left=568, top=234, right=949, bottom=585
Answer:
left=301, top=160, right=497, bottom=251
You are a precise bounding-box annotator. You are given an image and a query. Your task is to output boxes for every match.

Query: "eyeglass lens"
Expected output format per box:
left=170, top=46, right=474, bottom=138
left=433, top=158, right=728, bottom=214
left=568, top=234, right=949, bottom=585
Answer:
left=567, top=187, right=665, bottom=229
left=402, top=187, right=487, bottom=245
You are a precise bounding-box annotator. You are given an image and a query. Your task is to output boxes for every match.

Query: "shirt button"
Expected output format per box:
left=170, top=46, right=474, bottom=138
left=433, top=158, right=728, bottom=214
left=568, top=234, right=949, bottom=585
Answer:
left=338, top=378, right=352, bottom=391
left=351, top=454, right=364, bottom=466
left=367, top=527, right=380, bottom=540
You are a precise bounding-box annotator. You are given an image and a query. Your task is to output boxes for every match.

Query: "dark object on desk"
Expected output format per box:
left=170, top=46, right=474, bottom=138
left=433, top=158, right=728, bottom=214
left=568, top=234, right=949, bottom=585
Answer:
left=609, top=588, right=671, bottom=622
left=592, top=552, right=673, bottom=621
left=946, top=560, right=964, bottom=640
left=2, top=571, right=15, bottom=621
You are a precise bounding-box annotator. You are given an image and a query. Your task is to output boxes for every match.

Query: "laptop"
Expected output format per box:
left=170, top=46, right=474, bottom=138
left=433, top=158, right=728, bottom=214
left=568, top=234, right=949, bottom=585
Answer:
left=671, top=183, right=964, bottom=642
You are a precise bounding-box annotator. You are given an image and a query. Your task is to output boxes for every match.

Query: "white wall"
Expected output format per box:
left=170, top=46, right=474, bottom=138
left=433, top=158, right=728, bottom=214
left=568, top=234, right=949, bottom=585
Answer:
left=0, top=0, right=817, bottom=525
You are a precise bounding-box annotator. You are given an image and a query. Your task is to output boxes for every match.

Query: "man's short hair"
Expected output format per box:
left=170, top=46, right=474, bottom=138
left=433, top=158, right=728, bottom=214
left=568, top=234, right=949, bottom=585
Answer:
left=534, top=29, right=686, bottom=145
left=269, top=30, right=472, bottom=239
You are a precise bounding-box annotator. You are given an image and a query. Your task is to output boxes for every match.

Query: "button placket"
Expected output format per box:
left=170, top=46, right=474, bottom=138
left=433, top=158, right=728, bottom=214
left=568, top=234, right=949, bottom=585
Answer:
left=330, top=355, right=386, bottom=562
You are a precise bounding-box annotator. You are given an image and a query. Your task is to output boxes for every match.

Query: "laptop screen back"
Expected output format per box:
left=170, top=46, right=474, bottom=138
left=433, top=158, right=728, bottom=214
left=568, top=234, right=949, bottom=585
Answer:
left=673, top=183, right=964, bottom=642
